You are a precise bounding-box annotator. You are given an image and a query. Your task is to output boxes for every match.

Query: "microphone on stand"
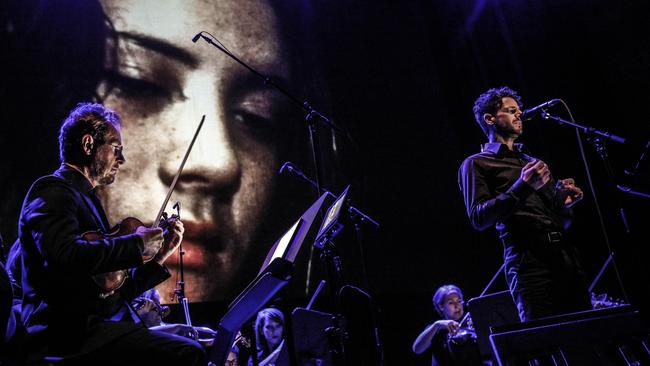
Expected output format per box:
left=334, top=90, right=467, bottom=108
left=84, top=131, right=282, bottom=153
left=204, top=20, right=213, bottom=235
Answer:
left=191, top=32, right=202, bottom=43
left=279, top=161, right=294, bottom=174
left=521, top=99, right=562, bottom=121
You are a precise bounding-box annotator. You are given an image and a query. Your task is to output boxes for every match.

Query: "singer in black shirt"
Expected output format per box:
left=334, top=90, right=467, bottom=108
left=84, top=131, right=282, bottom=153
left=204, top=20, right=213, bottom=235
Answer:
left=458, top=87, right=592, bottom=321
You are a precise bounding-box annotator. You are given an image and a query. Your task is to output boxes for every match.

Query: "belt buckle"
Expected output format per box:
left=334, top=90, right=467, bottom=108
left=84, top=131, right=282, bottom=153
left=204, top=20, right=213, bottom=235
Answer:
left=547, top=232, right=562, bottom=243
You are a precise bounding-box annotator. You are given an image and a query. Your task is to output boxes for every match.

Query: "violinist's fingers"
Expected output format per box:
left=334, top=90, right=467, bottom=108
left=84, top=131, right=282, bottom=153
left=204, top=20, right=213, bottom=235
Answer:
left=172, top=228, right=184, bottom=244
left=145, top=299, right=156, bottom=311
left=174, top=220, right=184, bottom=235
left=447, top=321, right=460, bottom=333
left=150, top=227, right=164, bottom=241
left=181, top=326, right=198, bottom=340
left=139, top=299, right=155, bottom=312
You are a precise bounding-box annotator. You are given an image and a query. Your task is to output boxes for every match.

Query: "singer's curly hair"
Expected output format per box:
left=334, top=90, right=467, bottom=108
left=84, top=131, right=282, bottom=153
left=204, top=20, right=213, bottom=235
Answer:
left=473, top=86, right=523, bottom=137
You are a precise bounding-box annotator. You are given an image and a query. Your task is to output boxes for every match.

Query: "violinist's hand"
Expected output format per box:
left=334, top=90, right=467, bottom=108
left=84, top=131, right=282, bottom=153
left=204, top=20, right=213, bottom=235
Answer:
left=556, top=178, right=584, bottom=208
left=154, top=218, right=184, bottom=265
left=134, top=298, right=156, bottom=317
left=137, top=226, right=164, bottom=258
left=134, top=298, right=163, bottom=328
left=434, top=319, right=461, bottom=335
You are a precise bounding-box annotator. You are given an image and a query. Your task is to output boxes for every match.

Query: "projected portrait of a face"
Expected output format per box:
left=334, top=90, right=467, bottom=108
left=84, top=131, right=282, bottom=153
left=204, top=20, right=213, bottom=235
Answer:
left=96, top=0, right=308, bottom=302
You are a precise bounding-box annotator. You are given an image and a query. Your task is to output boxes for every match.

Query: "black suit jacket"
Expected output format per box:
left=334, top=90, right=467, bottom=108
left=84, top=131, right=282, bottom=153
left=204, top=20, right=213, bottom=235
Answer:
left=17, top=165, right=170, bottom=356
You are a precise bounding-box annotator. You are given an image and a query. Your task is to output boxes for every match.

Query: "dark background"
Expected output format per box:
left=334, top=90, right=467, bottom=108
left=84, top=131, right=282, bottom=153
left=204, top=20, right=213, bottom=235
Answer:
left=2, top=1, right=650, bottom=365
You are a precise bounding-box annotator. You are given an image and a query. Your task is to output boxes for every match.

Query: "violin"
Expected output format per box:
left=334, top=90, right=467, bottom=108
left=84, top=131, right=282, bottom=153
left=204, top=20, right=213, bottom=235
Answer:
left=86, top=215, right=178, bottom=298
left=447, top=313, right=477, bottom=346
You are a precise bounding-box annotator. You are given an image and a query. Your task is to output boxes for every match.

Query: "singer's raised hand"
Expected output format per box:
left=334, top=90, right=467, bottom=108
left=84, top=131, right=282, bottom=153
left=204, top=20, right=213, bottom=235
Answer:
left=556, top=178, right=584, bottom=208
left=521, top=160, right=551, bottom=190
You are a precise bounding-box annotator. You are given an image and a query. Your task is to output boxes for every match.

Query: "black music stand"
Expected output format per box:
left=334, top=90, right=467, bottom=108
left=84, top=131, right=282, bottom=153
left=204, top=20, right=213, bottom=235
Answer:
left=467, top=290, right=520, bottom=361
left=313, top=185, right=349, bottom=250
left=489, top=305, right=650, bottom=365
left=259, top=192, right=328, bottom=275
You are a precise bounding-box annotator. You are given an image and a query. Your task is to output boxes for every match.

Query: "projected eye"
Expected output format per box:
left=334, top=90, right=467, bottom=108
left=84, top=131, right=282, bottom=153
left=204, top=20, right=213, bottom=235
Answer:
left=104, top=72, right=173, bottom=102
left=232, top=110, right=276, bottom=132
left=226, top=88, right=292, bottom=145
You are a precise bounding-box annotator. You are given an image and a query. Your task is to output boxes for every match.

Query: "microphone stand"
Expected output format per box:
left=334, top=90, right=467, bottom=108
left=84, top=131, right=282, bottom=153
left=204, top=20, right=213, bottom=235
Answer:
left=171, top=202, right=192, bottom=327
left=193, top=32, right=343, bottom=297
left=175, top=243, right=192, bottom=327
left=540, top=111, right=629, bottom=302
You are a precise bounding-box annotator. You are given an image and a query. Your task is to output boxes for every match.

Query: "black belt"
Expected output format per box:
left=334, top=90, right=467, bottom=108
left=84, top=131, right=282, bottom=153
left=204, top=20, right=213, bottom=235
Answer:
left=503, top=230, right=564, bottom=244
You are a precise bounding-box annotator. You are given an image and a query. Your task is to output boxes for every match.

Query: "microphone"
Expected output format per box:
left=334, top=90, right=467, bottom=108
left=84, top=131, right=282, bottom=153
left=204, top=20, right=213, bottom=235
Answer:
left=191, top=32, right=202, bottom=43
left=521, top=99, right=561, bottom=121
left=279, top=162, right=294, bottom=174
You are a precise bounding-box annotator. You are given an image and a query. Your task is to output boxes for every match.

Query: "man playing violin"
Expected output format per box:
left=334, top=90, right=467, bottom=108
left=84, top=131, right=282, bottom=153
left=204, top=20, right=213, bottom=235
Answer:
left=458, top=87, right=592, bottom=322
left=412, top=285, right=482, bottom=366
left=14, top=103, right=206, bottom=365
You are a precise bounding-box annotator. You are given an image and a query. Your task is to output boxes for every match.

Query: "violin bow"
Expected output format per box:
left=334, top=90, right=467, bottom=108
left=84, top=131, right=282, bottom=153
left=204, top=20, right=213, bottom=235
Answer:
left=152, top=115, right=204, bottom=328
left=152, top=115, right=205, bottom=228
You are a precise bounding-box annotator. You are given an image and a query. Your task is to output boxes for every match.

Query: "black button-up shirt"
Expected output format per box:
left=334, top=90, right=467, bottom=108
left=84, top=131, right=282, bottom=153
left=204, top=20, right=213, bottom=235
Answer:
left=458, top=143, right=572, bottom=236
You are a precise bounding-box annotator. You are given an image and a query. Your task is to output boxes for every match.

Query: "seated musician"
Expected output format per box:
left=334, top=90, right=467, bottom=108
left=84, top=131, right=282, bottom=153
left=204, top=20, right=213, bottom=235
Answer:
left=412, top=284, right=483, bottom=366
left=134, top=289, right=185, bottom=332
left=249, top=307, right=285, bottom=366
left=14, top=103, right=206, bottom=365
left=134, top=287, right=218, bottom=343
